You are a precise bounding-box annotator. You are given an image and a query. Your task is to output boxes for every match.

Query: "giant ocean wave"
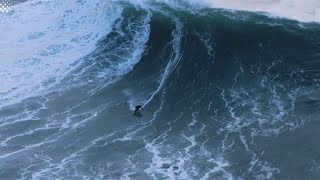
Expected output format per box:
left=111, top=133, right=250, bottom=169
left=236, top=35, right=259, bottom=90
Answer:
left=1, top=0, right=320, bottom=179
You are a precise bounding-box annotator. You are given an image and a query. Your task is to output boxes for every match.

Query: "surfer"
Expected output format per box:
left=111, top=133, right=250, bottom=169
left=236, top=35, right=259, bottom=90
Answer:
left=133, top=104, right=143, bottom=116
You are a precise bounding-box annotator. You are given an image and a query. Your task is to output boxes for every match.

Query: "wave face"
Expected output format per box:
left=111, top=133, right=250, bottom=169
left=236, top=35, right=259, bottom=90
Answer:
left=1, top=0, right=320, bottom=179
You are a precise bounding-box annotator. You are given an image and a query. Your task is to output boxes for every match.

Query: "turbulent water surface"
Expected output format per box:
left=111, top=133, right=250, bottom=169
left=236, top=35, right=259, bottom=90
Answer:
left=1, top=0, right=320, bottom=179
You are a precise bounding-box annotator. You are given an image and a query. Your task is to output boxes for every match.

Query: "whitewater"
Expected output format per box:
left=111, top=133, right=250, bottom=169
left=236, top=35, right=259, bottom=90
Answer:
left=1, top=0, right=320, bottom=179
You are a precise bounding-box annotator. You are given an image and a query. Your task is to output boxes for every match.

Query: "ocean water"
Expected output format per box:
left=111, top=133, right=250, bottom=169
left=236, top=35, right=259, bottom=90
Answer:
left=1, top=0, right=320, bottom=179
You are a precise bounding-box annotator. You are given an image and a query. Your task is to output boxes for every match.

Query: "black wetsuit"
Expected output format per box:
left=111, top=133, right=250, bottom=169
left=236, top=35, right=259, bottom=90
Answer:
left=133, top=105, right=142, bottom=116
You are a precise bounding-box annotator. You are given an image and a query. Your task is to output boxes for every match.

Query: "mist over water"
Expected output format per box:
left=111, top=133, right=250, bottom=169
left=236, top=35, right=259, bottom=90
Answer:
left=1, top=0, right=320, bottom=179
left=127, top=0, right=320, bottom=22
left=206, top=0, right=320, bottom=22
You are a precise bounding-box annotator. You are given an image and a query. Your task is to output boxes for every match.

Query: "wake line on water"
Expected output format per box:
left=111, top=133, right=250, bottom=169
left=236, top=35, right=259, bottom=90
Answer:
left=142, top=19, right=183, bottom=108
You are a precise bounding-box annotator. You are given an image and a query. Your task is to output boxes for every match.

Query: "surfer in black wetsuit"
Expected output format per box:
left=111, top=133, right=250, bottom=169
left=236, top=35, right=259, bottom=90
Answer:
left=133, top=104, right=143, bottom=116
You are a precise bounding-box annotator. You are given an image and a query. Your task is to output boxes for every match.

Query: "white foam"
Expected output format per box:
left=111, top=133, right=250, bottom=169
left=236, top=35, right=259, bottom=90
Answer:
left=0, top=0, right=122, bottom=107
left=188, top=111, right=198, bottom=129
left=194, top=31, right=215, bottom=64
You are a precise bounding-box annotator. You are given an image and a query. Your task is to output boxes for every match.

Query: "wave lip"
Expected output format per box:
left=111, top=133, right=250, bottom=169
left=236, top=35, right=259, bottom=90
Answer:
left=0, top=0, right=122, bottom=107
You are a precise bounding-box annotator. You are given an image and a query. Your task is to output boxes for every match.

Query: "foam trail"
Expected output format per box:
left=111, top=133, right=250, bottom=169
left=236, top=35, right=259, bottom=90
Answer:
left=142, top=19, right=183, bottom=108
